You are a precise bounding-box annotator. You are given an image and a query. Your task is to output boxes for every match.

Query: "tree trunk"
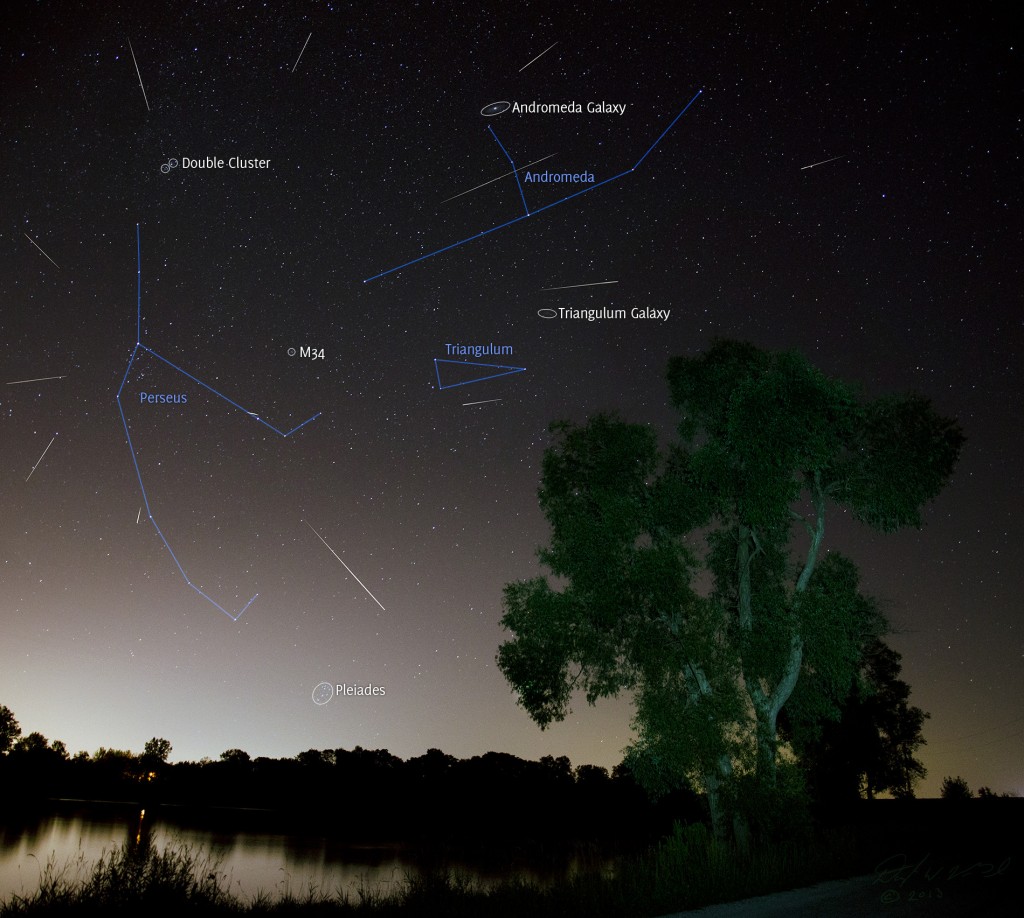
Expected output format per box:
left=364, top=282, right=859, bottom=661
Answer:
left=703, top=753, right=741, bottom=846
left=755, top=703, right=778, bottom=786
left=740, top=478, right=822, bottom=791
left=703, top=766, right=727, bottom=843
left=753, top=634, right=803, bottom=786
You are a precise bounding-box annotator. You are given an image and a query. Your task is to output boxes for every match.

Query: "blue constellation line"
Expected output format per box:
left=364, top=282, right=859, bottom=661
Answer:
left=116, top=224, right=320, bottom=621
left=140, top=347, right=321, bottom=437
left=488, top=125, right=530, bottom=216
left=364, top=89, right=702, bottom=283
left=434, top=358, right=527, bottom=390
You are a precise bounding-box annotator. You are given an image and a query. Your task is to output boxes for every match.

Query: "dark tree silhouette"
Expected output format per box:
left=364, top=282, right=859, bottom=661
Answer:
left=861, top=641, right=929, bottom=799
left=143, top=737, right=172, bottom=761
left=0, top=709, right=712, bottom=845
left=940, top=775, right=972, bottom=800
left=786, top=638, right=929, bottom=805
left=140, top=737, right=173, bottom=782
left=13, top=731, right=52, bottom=756
left=0, top=704, right=21, bottom=754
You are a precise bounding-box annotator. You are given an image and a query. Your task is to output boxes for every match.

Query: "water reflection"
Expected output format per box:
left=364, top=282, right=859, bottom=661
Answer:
left=0, top=802, right=615, bottom=902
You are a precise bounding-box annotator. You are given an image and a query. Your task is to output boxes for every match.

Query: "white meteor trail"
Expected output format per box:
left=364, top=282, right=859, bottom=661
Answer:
left=519, top=41, right=558, bottom=72
left=6, top=375, right=66, bottom=385
left=137, top=507, right=142, bottom=524
left=127, top=38, right=150, bottom=111
left=292, top=32, right=312, bottom=72
left=440, top=154, right=556, bottom=204
left=463, top=398, right=502, bottom=406
left=539, top=280, right=619, bottom=291
left=24, top=233, right=60, bottom=269
left=800, top=154, right=846, bottom=171
left=26, top=434, right=56, bottom=482
left=304, top=521, right=386, bottom=611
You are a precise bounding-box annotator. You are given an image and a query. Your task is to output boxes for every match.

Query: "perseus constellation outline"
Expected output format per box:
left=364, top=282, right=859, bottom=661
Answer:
left=116, top=225, right=320, bottom=621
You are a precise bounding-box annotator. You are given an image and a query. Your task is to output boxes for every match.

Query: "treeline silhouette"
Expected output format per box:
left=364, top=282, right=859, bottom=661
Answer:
left=0, top=734, right=702, bottom=845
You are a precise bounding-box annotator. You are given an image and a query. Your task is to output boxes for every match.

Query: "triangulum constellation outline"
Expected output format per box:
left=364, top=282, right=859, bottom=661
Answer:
left=116, top=225, right=320, bottom=621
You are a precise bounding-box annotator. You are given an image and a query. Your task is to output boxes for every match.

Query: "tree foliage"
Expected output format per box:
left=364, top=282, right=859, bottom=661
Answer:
left=0, top=714, right=676, bottom=842
left=497, top=415, right=737, bottom=803
left=143, top=737, right=172, bottom=764
left=784, top=637, right=929, bottom=804
left=940, top=775, right=973, bottom=800
left=498, top=340, right=962, bottom=840
left=140, top=737, right=173, bottom=780
left=0, top=705, right=21, bottom=755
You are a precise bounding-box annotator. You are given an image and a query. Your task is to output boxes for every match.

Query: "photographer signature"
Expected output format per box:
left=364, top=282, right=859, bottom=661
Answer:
left=874, top=852, right=1012, bottom=904
left=874, top=851, right=1012, bottom=888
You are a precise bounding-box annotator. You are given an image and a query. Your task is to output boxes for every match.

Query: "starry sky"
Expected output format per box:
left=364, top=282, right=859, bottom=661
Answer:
left=1, top=1, right=1020, bottom=797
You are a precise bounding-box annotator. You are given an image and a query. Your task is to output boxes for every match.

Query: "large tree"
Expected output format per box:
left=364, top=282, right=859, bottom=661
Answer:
left=498, top=340, right=962, bottom=841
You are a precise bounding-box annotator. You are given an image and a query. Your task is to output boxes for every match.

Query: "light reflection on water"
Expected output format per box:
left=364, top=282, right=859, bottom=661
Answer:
left=0, top=803, right=613, bottom=903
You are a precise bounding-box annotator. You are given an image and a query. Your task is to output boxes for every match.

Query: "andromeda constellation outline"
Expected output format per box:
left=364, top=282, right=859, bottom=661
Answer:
left=116, top=225, right=320, bottom=621
left=364, top=90, right=702, bottom=283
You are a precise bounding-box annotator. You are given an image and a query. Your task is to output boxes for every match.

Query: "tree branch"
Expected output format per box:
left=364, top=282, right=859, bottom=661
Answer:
left=748, top=676, right=768, bottom=712
left=768, top=633, right=804, bottom=719
left=790, top=508, right=814, bottom=538
left=795, top=471, right=826, bottom=593
left=737, top=524, right=754, bottom=631
left=687, top=662, right=713, bottom=697
left=750, top=526, right=764, bottom=559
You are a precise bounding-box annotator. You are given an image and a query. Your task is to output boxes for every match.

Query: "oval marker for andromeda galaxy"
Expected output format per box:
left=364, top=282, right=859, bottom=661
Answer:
left=481, top=100, right=511, bottom=117
left=537, top=308, right=557, bottom=319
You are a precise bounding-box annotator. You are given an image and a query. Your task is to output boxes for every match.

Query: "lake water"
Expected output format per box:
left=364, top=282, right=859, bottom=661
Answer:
left=0, top=802, right=615, bottom=904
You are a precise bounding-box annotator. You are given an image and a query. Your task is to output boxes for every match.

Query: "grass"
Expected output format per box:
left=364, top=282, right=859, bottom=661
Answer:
left=2, top=841, right=234, bottom=916
left=0, top=825, right=863, bottom=917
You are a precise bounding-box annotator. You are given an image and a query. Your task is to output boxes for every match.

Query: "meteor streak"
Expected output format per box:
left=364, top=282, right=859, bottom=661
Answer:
left=127, top=38, right=150, bottom=111
left=292, top=32, right=312, bottom=72
left=23, top=234, right=60, bottom=269
left=26, top=434, right=57, bottom=482
left=304, top=521, right=386, bottom=611
left=519, top=41, right=558, bottom=72
left=6, top=375, right=66, bottom=386
left=440, top=154, right=556, bottom=204
left=539, top=280, right=619, bottom=291
left=800, top=154, right=846, bottom=170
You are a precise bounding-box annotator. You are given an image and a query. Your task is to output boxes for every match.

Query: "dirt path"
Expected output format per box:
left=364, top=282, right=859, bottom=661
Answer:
left=655, top=869, right=1016, bottom=917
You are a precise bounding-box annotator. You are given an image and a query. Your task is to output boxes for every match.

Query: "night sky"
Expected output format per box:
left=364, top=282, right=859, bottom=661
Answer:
left=1, top=1, right=1020, bottom=797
